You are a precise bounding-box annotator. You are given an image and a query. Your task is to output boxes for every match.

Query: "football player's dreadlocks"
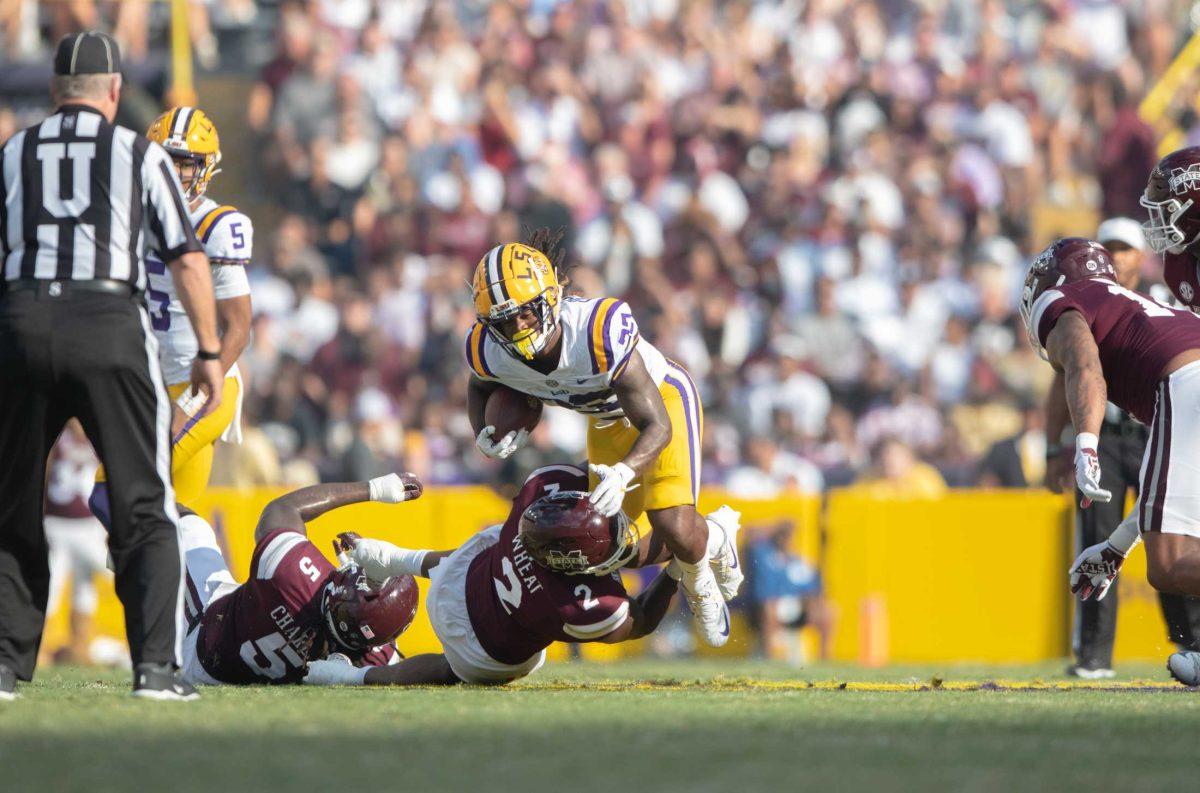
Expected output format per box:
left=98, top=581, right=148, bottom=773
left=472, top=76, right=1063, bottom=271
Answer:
left=524, top=226, right=572, bottom=290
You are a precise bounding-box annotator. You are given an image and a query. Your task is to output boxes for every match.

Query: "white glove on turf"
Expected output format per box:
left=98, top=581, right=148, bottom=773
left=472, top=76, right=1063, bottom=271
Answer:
left=304, top=653, right=367, bottom=686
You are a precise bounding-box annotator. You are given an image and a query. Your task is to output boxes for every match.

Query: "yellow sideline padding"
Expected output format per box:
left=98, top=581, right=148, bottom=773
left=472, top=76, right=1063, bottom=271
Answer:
left=42, top=488, right=1176, bottom=665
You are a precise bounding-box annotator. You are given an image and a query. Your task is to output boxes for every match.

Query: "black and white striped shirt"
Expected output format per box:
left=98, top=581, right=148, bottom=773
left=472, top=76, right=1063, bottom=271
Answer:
left=0, top=104, right=201, bottom=287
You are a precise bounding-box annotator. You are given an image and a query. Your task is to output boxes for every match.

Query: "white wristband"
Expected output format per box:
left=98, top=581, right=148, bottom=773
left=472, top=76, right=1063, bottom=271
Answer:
left=1075, top=432, right=1099, bottom=453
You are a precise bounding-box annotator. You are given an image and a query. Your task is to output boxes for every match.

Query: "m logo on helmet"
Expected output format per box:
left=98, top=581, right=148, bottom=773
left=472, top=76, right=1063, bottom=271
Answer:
left=546, top=548, right=591, bottom=573
left=1169, top=164, right=1200, bottom=195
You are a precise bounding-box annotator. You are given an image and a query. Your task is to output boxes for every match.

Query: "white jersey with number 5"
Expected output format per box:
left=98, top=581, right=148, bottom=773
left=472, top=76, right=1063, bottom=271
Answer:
left=145, top=197, right=252, bottom=385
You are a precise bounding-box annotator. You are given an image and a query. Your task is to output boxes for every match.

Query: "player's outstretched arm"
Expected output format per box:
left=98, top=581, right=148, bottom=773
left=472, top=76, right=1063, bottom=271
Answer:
left=589, top=351, right=671, bottom=516
left=254, top=473, right=423, bottom=543
left=305, top=653, right=462, bottom=686
left=597, top=568, right=679, bottom=644
left=1045, top=312, right=1106, bottom=439
left=1045, top=312, right=1111, bottom=507
left=610, top=350, right=671, bottom=476
left=333, top=532, right=456, bottom=581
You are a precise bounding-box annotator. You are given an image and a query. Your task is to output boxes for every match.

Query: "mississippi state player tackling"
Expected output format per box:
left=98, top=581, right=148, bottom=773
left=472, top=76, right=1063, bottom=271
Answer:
left=463, top=231, right=739, bottom=647
left=176, top=473, right=420, bottom=686
left=91, top=106, right=253, bottom=521
left=304, top=465, right=684, bottom=686
left=1021, top=238, right=1200, bottom=685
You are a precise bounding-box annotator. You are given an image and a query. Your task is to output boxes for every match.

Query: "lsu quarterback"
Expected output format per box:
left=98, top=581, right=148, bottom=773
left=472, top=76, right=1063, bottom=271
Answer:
left=92, top=107, right=252, bottom=520
left=463, top=231, right=741, bottom=646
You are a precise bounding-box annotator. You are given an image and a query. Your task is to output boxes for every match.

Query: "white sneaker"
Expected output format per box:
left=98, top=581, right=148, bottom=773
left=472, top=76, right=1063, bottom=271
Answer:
left=1167, top=651, right=1200, bottom=686
left=680, top=564, right=730, bottom=648
left=706, top=506, right=743, bottom=601
left=1065, top=664, right=1115, bottom=680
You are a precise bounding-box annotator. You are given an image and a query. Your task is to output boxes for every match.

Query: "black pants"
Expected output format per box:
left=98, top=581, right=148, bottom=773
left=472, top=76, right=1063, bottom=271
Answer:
left=1074, top=421, right=1200, bottom=667
left=0, top=285, right=180, bottom=680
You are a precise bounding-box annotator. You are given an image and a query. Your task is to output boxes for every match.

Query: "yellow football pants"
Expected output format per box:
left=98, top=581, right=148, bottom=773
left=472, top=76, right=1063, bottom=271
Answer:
left=96, top=376, right=240, bottom=509
left=587, top=363, right=704, bottom=523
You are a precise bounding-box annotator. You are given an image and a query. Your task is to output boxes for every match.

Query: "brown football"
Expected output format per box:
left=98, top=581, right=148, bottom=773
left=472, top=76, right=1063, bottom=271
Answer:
left=485, top=386, right=543, bottom=437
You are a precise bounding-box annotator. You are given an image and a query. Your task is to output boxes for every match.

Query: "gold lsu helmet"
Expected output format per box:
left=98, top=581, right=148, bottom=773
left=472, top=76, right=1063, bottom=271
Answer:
left=472, top=242, right=562, bottom=360
left=146, top=106, right=221, bottom=202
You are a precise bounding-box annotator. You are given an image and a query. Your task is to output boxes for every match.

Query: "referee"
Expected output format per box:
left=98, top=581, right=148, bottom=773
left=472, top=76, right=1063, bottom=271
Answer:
left=0, top=32, right=223, bottom=700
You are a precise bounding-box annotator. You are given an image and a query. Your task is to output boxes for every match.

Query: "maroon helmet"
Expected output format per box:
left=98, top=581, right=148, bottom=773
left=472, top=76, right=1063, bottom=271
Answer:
left=322, top=567, right=419, bottom=652
left=518, top=491, right=640, bottom=576
left=1142, top=147, right=1200, bottom=254
left=1019, top=237, right=1116, bottom=357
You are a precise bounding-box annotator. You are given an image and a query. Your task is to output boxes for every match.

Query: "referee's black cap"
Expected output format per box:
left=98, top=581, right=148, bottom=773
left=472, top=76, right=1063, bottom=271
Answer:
left=53, top=31, right=122, bottom=76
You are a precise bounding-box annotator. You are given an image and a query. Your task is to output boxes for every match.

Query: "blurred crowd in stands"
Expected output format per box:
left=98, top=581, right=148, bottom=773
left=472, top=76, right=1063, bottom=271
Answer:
left=3, top=0, right=1193, bottom=497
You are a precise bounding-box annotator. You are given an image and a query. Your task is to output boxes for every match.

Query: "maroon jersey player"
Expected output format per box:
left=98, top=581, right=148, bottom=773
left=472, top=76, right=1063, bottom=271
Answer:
left=304, top=465, right=682, bottom=686
left=1021, top=238, right=1200, bottom=685
left=178, top=473, right=422, bottom=686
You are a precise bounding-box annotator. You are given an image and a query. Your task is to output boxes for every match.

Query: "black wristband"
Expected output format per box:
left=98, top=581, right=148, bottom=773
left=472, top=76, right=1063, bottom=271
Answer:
left=1046, top=444, right=1064, bottom=460
left=196, top=349, right=221, bottom=361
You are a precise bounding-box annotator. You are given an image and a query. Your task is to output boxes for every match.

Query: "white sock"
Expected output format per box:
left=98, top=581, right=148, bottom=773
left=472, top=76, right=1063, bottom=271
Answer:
left=676, top=554, right=712, bottom=592
left=704, top=519, right=726, bottom=558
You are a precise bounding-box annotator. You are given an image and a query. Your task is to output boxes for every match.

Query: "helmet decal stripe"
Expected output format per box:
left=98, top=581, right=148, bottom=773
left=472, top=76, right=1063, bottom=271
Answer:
left=487, top=245, right=505, bottom=305
left=167, top=107, right=182, bottom=138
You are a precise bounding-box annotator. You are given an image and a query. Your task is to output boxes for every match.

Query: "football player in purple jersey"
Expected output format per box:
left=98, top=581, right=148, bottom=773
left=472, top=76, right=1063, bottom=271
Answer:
left=177, top=473, right=421, bottom=686
left=303, top=464, right=697, bottom=686
left=1021, top=238, right=1200, bottom=684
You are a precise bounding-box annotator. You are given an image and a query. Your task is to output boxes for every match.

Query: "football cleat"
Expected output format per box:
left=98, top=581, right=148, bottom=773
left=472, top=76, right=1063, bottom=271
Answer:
left=131, top=663, right=200, bottom=701
left=680, top=565, right=730, bottom=648
left=0, top=663, right=16, bottom=701
left=1065, top=664, right=1115, bottom=680
left=1167, top=651, right=1200, bottom=687
left=706, top=506, right=743, bottom=601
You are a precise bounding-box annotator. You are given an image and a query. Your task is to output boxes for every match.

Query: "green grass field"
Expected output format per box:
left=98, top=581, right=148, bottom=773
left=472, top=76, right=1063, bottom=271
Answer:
left=2, top=659, right=1196, bottom=793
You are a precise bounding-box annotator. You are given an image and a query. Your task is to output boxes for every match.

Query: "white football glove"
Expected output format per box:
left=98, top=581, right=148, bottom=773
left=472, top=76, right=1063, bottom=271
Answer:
left=334, top=532, right=427, bottom=580
left=1069, top=540, right=1127, bottom=602
left=1074, top=433, right=1111, bottom=508
left=304, top=653, right=367, bottom=686
left=368, top=472, right=423, bottom=504
left=475, top=425, right=530, bottom=460
left=588, top=462, right=636, bottom=517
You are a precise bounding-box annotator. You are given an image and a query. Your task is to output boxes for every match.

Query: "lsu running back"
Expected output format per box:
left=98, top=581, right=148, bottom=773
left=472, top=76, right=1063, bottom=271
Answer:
left=463, top=239, right=740, bottom=648
left=91, top=107, right=253, bottom=518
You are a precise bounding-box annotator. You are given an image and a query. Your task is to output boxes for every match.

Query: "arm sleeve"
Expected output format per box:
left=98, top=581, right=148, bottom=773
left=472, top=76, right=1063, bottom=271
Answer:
left=1031, top=289, right=1071, bottom=348
left=142, top=143, right=202, bottom=262
left=205, top=212, right=253, bottom=299
left=586, top=299, right=640, bottom=381
left=464, top=323, right=497, bottom=380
